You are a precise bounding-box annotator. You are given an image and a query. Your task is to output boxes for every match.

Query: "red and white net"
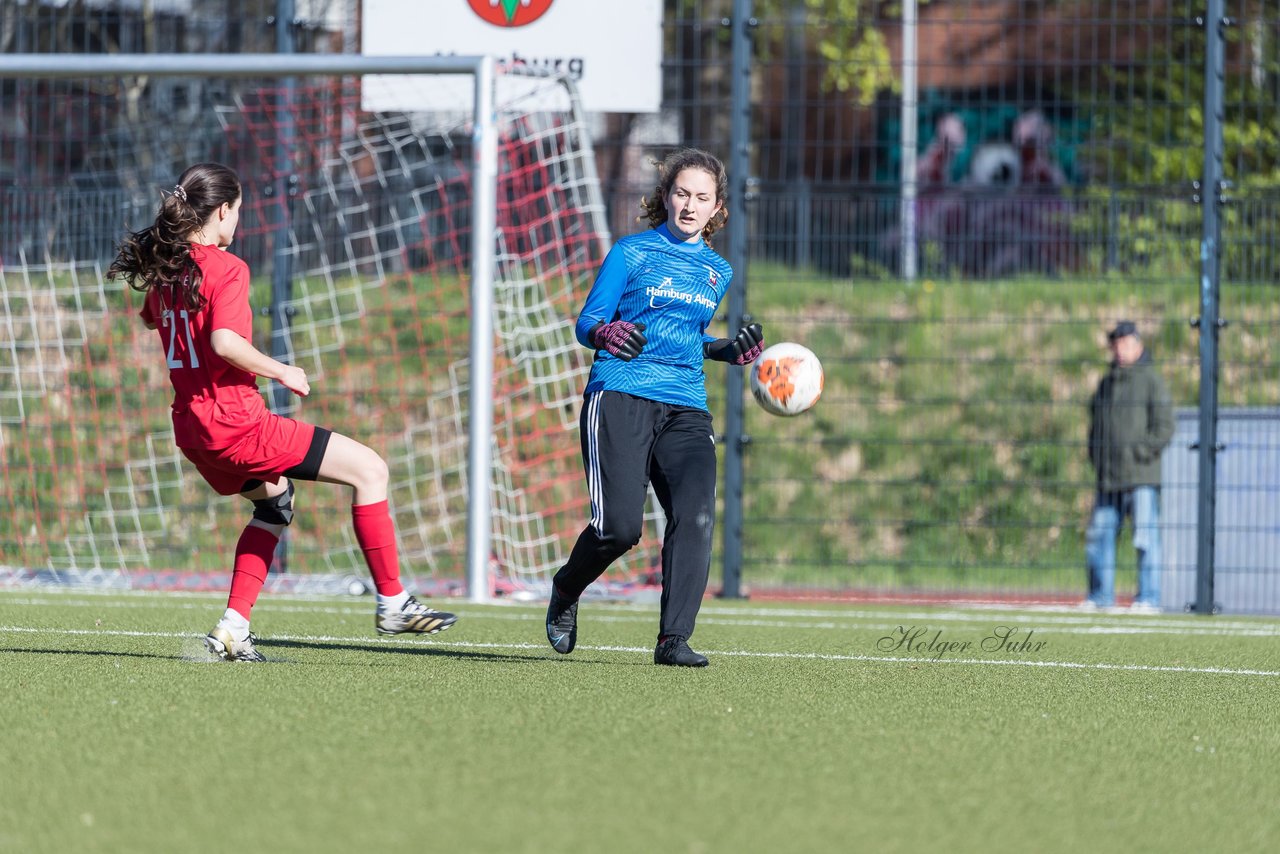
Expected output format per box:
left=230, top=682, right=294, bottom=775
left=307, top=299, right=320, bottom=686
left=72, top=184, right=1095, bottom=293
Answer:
left=0, top=71, right=662, bottom=595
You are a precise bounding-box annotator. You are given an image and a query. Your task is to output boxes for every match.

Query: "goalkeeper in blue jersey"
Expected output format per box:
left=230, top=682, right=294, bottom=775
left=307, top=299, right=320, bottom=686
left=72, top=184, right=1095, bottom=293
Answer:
left=545, top=148, right=764, bottom=667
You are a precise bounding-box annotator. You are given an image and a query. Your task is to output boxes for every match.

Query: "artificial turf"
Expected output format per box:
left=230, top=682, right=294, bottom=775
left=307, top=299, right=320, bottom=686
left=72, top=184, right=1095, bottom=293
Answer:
left=1, top=590, right=1278, bottom=854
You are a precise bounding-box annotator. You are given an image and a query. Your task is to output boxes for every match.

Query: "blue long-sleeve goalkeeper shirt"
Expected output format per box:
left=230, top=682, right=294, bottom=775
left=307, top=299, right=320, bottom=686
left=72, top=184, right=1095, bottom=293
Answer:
left=576, top=223, right=734, bottom=411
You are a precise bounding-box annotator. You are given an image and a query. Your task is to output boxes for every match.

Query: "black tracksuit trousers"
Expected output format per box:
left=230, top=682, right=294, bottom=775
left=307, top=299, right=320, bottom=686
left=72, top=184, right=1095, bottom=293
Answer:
left=553, top=391, right=717, bottom=642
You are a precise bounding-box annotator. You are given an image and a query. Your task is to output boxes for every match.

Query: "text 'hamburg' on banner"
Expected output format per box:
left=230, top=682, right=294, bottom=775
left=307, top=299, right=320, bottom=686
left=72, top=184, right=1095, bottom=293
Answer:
left=362, top=0, right=663, bottom=113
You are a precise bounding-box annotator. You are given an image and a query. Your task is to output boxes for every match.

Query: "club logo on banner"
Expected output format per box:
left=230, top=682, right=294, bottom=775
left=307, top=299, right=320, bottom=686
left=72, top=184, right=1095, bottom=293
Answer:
left=468, top=0, right=555, bottom=27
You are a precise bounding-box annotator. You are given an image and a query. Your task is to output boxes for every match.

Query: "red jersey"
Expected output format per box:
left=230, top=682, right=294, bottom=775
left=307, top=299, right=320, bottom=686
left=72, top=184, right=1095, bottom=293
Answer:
left=140, top=244, right=268, bottom=449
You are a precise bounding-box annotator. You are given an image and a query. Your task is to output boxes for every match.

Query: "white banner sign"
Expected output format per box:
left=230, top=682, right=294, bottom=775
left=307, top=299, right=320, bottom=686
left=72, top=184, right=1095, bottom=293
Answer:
left=362, top=0, right=663, bottom=113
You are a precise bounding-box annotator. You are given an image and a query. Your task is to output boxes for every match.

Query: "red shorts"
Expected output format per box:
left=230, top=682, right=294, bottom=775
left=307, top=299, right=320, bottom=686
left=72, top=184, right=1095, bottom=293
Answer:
left=182, top=414, right=318, bottom=496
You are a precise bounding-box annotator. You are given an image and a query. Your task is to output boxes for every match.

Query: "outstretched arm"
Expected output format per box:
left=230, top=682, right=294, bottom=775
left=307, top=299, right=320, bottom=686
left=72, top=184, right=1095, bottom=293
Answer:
left=575, top=245, right=629, bottom=348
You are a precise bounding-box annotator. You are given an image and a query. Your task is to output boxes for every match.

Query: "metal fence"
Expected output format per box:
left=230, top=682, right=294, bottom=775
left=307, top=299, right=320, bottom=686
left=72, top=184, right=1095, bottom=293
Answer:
left=2, top=0, right=1278, bottom=612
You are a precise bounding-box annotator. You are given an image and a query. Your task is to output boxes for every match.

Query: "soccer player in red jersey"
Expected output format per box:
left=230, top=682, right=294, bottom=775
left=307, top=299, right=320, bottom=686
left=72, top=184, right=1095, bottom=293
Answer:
left=109, top=162, right=456, bottom=661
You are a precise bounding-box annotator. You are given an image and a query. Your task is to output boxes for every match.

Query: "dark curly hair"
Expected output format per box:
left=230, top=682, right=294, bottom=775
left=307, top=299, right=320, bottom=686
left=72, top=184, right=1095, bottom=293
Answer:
left=107, top=162, right=242, bottom=311
left=639, top=148, right=728, bottom=245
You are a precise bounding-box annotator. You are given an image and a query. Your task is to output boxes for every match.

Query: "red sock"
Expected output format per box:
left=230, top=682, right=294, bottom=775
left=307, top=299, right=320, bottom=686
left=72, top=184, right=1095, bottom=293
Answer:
left=226, top=525, right=279, bottom=620
left=352, top=500, right=404, bottom=596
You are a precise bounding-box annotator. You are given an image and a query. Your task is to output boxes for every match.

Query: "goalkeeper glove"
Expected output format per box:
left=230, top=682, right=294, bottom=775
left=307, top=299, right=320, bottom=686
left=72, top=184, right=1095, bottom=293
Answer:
left=590, top=320, right=648, bottom=361
left=704, top=322, right=764, bottom=365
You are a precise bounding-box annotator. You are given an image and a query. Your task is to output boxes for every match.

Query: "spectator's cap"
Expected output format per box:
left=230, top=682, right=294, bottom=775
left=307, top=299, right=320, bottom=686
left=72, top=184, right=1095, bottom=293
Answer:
left=1108, top=320, right=1138, bottom=342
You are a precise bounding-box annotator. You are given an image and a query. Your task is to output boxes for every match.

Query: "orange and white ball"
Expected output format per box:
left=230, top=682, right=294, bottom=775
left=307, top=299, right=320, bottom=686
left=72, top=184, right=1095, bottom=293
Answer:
left=749, top=342, right=824, bottom=416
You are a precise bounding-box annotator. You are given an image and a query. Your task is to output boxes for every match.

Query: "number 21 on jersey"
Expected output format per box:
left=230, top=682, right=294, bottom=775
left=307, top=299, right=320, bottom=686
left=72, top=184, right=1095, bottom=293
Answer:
left=162, top=308, right=201, bottom=369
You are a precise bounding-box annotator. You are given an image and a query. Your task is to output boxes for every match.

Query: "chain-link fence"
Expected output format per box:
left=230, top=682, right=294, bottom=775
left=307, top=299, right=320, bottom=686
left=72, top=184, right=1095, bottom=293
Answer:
left=3, top=0, right=1277, bottom=611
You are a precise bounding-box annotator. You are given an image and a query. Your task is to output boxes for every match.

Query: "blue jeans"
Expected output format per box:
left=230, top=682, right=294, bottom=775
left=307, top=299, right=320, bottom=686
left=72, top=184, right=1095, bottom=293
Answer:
left=1085, top=487, right=1162, bottom=607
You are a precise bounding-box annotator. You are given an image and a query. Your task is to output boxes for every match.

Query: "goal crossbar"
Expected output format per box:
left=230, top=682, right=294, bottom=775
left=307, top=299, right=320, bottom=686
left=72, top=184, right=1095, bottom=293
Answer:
left=0, top=53, right=487, bottom=79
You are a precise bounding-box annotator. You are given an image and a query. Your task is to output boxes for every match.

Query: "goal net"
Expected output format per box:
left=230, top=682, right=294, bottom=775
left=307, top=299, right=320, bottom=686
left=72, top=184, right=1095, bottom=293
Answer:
left=0, top=60, right=662, bottom=597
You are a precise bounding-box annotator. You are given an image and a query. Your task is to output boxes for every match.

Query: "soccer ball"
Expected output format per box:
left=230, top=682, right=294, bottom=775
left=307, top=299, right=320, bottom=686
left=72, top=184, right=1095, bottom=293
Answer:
left=749, top=342, right=824, bottom=416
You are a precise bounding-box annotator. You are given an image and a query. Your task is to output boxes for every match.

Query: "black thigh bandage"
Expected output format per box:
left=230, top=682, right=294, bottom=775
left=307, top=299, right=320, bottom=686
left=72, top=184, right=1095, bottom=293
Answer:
left=284, top=427, right=332, bottom=482
left=252, top=479, right=296, bottom=526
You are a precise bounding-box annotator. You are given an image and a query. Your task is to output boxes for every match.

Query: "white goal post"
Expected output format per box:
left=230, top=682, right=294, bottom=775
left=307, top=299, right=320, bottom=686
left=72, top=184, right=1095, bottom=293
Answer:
left=0, top=52, right=619, bottom=604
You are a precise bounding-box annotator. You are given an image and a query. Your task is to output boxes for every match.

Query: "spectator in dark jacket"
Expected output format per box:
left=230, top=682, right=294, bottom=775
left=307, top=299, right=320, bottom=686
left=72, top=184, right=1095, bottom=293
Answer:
left=1084, top=320, right=1175, bottom=612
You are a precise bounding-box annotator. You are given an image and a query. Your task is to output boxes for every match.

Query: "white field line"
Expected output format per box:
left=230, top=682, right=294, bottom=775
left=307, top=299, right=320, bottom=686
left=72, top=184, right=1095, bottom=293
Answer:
left=0, top=587, right=1275, bottom=621
left=0, top=624, right=1277, bottom=678
left=3, top=595, right=1280, bottom=638
left=3, top=588, right=1277, bottom=629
